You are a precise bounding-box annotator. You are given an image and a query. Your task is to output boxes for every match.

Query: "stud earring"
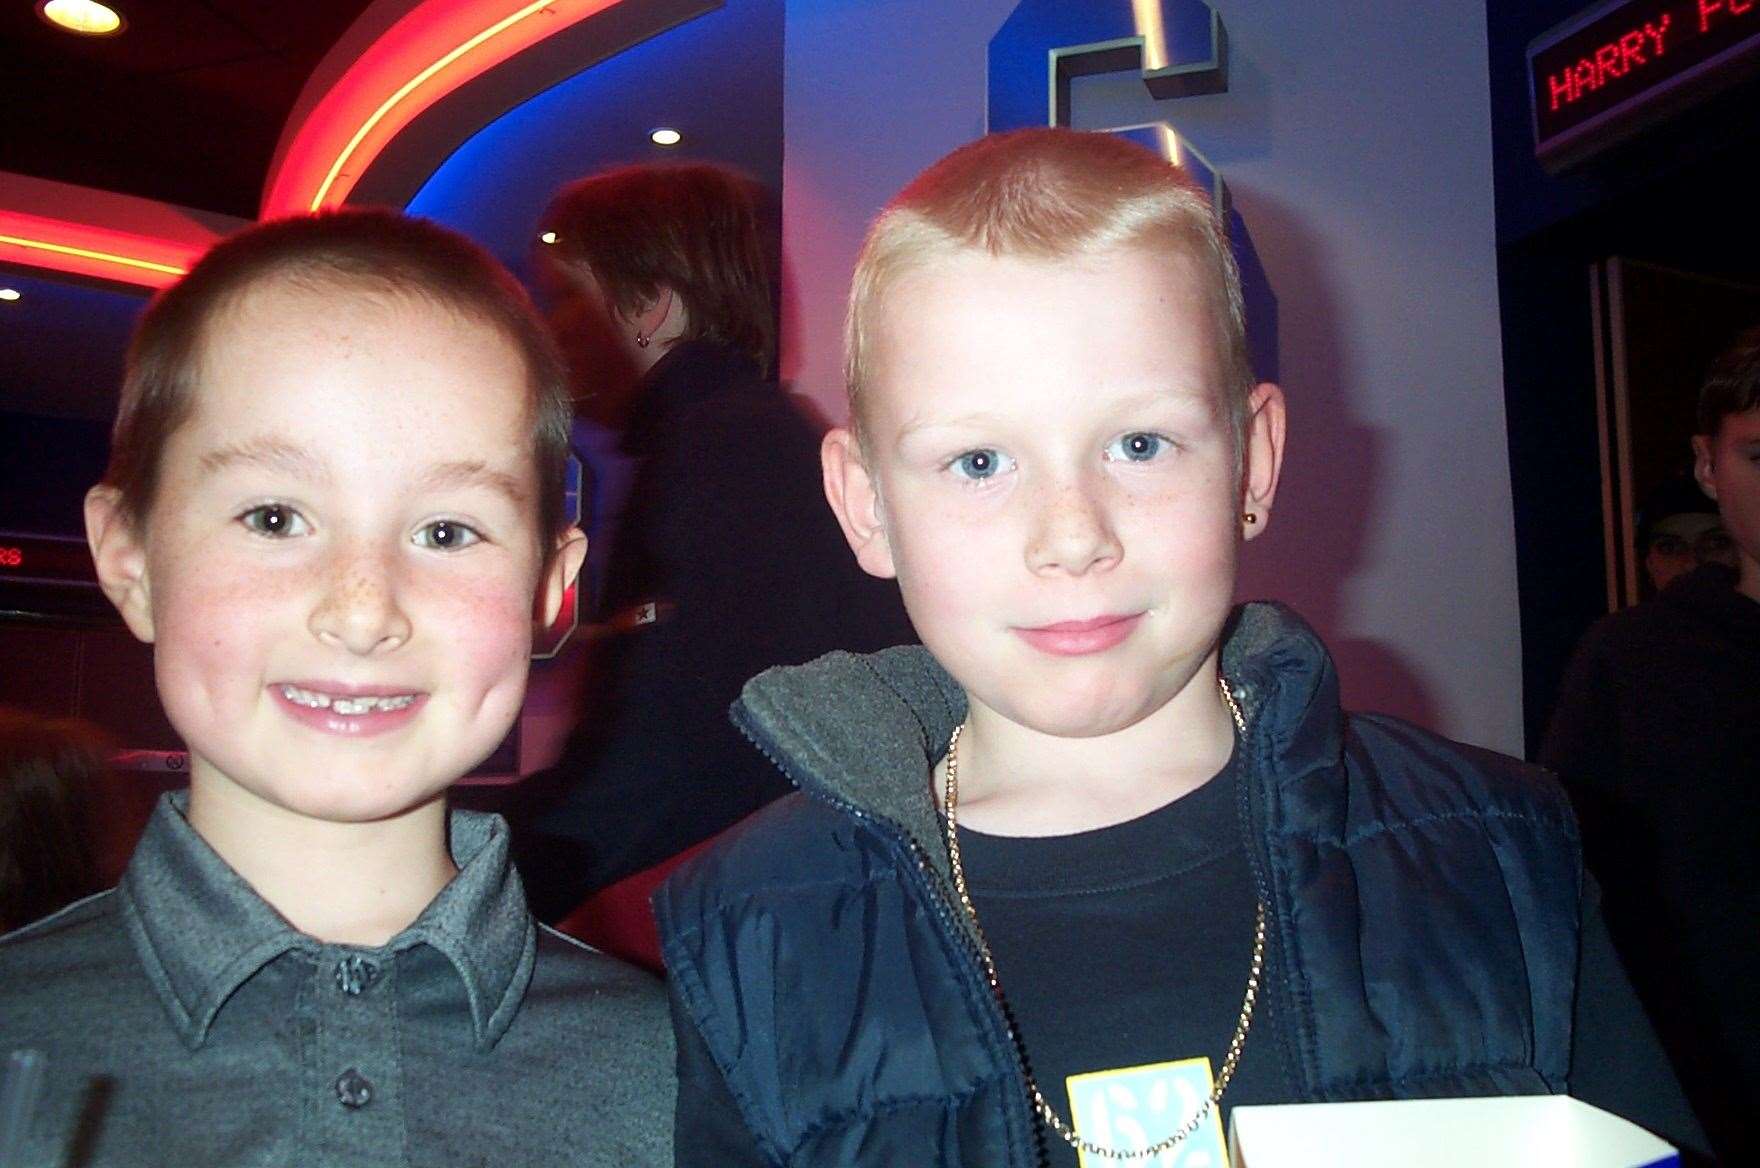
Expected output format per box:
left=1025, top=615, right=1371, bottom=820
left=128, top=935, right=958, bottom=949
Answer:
left=635, top=332, right=651, bottom=349
left=1242, top=512, right=1258, bottom=525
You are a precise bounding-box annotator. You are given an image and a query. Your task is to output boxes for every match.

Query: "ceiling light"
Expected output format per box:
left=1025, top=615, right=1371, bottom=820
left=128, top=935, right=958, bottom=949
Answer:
left=539, top=231, right=558, bottom=245
left=38, top=0, right=125, bottom=36
left=0, top=289, right=20, bottom=302
left=649, top=127, right=682, bottom=147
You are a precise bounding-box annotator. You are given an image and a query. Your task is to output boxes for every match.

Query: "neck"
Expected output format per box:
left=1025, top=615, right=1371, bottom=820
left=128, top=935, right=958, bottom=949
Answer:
left=187, top=776, right=457, bottom=947
left=942, top=658, right=1236, bottom=837
left=631, top=300, right=692, bottom=377
left=631, top=341, right=671, bottom=378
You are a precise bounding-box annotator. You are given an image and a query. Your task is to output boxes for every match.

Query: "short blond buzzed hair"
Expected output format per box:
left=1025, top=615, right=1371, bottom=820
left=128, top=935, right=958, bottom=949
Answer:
left=845, top=127, right=1252, bottom=448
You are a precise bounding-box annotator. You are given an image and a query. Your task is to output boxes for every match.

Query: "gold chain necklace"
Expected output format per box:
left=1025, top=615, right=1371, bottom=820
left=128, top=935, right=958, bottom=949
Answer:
left=941, top=673, right=1266, bottom=1161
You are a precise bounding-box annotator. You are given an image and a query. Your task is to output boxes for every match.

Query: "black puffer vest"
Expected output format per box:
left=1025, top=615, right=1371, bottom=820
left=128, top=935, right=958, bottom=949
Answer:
left=656, top=604, right=1582, bottom=1166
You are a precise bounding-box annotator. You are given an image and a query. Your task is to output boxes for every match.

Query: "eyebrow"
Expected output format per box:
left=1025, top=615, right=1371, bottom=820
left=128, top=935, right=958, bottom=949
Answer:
left=892, top=387, right=1215, bottom=447
left=892, top=410, right=1000, bottom=447
left=419, top=460, right=532, bottom=508
left=199, top=441, right=529, bottom=508
left=199, top=437, right=330, bottom=483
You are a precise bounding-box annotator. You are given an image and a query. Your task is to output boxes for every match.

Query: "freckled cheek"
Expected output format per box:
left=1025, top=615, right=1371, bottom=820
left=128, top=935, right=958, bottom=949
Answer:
left=1123, top=486, right=1239, bottom=576
left=417, top=574, right=537, bottom=700
left=889, top=509, right=1017, bottom=629
left=1151, top=518, right=1238, bottom=581
left=149, top=564, right=305, bottom=703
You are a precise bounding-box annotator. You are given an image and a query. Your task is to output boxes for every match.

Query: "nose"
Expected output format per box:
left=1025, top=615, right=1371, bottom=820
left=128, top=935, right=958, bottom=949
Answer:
left=1024, top=471, right=1123, bottom=577
left=308, top=541, right=412, bottom=656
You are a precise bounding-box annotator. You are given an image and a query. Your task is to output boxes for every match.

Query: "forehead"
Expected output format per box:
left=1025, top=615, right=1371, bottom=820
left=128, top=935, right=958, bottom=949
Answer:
left=182, top=279, right=535, bottom=464
left=864, top=244, right=1223, bottom=425
left=1651, top=512, right=1723, bottom=539
left=1715, top=405, right=1760, bottom=440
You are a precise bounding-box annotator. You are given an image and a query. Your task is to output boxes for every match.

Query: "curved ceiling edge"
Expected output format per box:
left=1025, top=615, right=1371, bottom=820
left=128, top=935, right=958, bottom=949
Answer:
left=262, top=0, right=720, bottom=218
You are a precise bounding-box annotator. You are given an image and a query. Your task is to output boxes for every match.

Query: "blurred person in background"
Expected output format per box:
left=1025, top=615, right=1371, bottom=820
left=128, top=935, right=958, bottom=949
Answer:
left=0, top=707, right=106, bottom=934
left=511, top=163, right=913, bottom=935
left=1635, top=473, right=1735, bottom=597
left=1543, top=323, right=1760, bottom=1167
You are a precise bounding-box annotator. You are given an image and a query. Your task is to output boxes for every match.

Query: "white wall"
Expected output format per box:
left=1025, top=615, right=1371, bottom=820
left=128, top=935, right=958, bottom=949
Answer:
left=780, top=0, right=1522, bottom=752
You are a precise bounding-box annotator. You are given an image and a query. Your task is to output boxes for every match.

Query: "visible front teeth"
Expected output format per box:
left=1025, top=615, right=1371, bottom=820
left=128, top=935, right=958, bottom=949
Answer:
left=280, top=685, right=417, bottom=714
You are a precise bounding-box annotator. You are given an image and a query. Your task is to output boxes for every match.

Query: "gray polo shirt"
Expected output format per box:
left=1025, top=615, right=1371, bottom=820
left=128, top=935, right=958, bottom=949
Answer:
left=0, top=794, right=673, bottom=1167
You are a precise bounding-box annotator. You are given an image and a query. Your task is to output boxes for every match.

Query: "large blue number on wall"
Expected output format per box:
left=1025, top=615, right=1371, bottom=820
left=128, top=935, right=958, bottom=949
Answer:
left=989, top=0, right=1228, bottom=208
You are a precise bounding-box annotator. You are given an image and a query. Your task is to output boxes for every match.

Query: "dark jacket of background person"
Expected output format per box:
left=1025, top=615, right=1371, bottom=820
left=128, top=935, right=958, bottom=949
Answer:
left=0, top=707, right=104, bottom=933
left=511, top=339, right=914, bottom=918
left=1542, top=561, right=1760, bottom=1166
left=657, top=604, right=1706, bottom=1166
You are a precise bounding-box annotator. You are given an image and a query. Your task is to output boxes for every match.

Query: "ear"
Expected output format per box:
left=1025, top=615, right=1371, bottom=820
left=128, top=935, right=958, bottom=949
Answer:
left=1692, top=434, right=1719, bottom=503
left=634, top=286, right=676, bottom=341
left=821, top=427, right=897, bottom=579
left=537, top=527, right=590, bottom=627
left=1241, top=382, right=1287, bottom=541
left=85, top=485, right=156, bottom=643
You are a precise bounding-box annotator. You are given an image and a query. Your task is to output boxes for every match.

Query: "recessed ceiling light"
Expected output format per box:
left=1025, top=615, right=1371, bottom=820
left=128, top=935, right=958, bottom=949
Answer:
left=38, top=0, right=125, bottom=36
left=539, top=231, right=558, bottom=245
left=0, top=289, right=20, bottom=302
left=650, top=127, right=682, bottom=147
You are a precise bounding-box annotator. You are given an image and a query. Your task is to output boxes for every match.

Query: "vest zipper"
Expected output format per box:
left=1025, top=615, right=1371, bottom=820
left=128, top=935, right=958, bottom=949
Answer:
left=1231, top=686, right=1307, bottom=1102
left=733, top=713, right=1045, bottom=1166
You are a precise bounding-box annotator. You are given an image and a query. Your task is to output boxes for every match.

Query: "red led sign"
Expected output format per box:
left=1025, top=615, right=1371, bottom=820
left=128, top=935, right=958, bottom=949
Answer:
left=1529, top=0, right=1760, bottom=168
left=0, top=534, right=98, bottom=586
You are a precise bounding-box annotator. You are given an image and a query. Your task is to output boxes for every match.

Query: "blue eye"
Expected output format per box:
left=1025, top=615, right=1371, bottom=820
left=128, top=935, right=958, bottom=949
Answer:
left=239, top=503, right=309, bottom=538
left=1107, top=432, right=1167, bottom=463
left=414, top=520, right=481, bottom=550
left=949, top=448, right=1014, bottom=481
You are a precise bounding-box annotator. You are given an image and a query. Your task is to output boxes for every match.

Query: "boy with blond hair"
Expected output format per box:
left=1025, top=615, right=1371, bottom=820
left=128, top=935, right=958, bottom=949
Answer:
left=656, top=129, right=1702, bottom=1165
left=0, top=210, right=672, bottom=1166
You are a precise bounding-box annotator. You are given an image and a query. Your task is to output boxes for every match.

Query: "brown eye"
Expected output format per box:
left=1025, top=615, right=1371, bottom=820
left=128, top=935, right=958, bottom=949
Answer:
left=240, top=503, right=307, bottom=538
left=414, top=520, right=481, bottom=550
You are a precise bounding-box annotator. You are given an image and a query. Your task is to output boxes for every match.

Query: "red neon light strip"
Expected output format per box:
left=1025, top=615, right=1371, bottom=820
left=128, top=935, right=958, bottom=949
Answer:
left=264, top=0, right=624, bottom=216
left=0, top=210, right=201, bottom=289
left=2, top=0, right=616, bottom=287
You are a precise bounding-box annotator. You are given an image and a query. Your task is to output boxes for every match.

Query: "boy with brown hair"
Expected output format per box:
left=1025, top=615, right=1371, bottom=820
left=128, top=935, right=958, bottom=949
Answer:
left=656, top=129, right=1703, bottom=1165
left=0, top=210, right=673, bottom=1167
left=1544, top=324, right=1760, bottom=1165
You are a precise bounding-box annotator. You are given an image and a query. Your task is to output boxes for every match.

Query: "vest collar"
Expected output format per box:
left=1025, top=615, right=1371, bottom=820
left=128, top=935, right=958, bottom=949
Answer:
left=730, top=602, right=1345, bottom=926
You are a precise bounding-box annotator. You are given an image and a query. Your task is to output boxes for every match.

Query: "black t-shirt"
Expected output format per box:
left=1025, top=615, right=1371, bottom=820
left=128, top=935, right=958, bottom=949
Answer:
left=957, top=751, right=1277, bottom=1166
left=959, top=752, right=1710, bottom=1167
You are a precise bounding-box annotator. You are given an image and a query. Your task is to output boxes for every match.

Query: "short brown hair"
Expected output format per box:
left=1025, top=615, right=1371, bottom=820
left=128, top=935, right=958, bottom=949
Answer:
left=1699, top=324, right=1760, bottom=438
left=106, top=208, right=573, bottom=543
left=540, top=163, right=775, bottom=371
left=846, top=128, right=1252, bottom=448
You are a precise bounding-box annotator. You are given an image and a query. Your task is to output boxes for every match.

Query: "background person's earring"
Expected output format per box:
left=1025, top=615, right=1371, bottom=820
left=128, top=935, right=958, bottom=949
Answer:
left=1242, top=512, right=1258, bottom=526
left=635, top=332, right=651, bottom=349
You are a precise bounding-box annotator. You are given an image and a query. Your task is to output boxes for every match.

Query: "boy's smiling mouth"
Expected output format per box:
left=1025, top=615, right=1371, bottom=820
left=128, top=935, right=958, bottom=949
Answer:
left=270, top=681, right=429, bottom=737
left=278, top=684, right=419, bottom=714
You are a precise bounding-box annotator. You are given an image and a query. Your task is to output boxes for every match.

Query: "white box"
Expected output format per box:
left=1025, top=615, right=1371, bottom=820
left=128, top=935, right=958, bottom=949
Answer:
left=1229, top=1095, right=1677, bottom=1168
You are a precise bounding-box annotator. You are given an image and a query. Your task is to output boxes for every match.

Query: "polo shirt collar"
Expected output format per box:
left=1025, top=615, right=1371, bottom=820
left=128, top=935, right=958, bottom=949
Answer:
left=398, top=810, right=538, bottom=1051
left=119, top=793, right=536, bottom=1053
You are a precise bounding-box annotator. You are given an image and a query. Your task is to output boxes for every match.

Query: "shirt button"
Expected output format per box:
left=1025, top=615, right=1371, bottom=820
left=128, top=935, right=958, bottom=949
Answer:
left=335, top=956, right=379, bottom=996
left=335, top=1068, right=373, bottom=1109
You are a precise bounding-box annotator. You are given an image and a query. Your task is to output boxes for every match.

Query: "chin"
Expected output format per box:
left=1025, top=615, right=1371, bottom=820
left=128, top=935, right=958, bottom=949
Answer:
left=294, top=785, right=450, bottom=825
left=990, top=687, right=1155, bottom=740
left=243, top=763, right=455, bottom=826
